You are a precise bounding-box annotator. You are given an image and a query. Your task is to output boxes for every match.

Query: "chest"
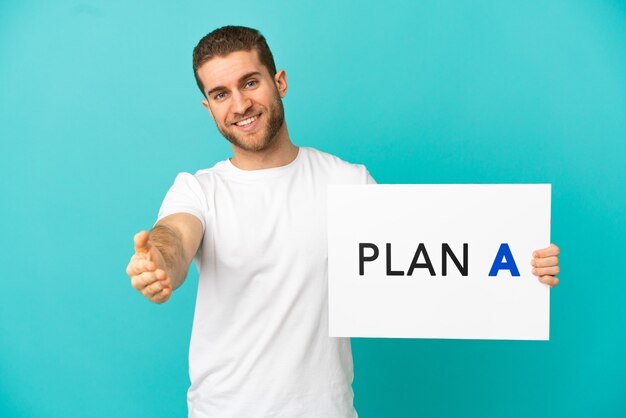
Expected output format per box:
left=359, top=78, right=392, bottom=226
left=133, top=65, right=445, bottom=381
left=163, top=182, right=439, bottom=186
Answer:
left=206, top=178, right=328, bottom=269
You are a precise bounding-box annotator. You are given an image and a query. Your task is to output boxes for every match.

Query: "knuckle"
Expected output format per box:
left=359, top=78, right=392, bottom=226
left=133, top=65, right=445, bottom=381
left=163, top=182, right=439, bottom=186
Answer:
left=149, top=282, right=162, bottom=295
left=139, top=271, right=153, bottom=283
left=155, top=290, right=169, bottom=304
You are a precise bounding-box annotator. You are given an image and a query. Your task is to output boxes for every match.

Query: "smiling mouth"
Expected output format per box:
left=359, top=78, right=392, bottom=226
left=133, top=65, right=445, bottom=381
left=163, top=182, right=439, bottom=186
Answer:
left=233, top=113, right=261, bottom=127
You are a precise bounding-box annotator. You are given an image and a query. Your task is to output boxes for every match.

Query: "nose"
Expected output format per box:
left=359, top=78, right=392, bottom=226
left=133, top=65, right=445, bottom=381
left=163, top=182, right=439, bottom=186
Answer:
left=231, top=90, right=253, bottom=116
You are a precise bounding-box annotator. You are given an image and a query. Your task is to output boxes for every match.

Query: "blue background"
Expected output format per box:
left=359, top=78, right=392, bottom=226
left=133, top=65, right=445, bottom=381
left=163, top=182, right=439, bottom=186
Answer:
left=1, top=1, right=625, bottom=417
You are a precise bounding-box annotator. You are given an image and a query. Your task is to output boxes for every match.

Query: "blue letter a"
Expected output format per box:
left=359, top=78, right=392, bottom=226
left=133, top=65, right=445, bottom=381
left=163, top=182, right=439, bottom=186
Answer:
left=488, top=243, right=520, bottom=277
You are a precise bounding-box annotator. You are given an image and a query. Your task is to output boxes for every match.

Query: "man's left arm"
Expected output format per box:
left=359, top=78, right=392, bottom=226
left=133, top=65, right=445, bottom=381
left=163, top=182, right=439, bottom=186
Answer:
left=531, top=243, right=560, bottom=288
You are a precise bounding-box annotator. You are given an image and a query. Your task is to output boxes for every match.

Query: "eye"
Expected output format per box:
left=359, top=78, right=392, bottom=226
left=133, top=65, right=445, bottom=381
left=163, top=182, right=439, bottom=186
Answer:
left=214, top=92, right=226, bottom=101
left=245, top=80, right=258, bottom=88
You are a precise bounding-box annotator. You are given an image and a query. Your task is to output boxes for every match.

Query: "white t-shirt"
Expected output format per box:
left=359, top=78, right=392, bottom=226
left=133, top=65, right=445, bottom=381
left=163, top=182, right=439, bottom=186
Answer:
left=157, top=147, right=375, bottom=418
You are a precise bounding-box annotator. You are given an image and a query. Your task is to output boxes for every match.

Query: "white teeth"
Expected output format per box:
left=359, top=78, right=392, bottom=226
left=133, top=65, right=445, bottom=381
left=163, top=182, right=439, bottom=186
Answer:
left=236, top=115, right=258, bottom=126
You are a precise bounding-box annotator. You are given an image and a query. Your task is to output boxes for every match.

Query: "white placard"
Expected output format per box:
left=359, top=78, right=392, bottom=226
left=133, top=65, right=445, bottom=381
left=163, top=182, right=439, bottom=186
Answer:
left=327, top=184, right=551, bottom=340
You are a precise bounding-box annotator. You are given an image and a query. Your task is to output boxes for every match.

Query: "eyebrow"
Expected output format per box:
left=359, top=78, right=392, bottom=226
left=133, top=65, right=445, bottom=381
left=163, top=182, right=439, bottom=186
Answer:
left=206, top=71, right=262, bottom=98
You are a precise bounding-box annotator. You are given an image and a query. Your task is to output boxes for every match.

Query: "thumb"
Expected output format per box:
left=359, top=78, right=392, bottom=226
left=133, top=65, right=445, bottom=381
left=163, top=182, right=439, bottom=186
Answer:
left=134, top=230, right=151, bottom=255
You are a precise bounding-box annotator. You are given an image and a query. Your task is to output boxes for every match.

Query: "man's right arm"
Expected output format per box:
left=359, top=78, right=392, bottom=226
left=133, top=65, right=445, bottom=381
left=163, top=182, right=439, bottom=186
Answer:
left=126, top=213, right=203, bottom=304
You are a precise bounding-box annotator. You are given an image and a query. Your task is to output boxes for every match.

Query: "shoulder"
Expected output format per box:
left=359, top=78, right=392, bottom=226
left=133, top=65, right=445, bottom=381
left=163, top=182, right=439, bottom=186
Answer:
left=301, top=147, right=374, bottom=184
left=164, top=159, right=228, bottom=200
left=194, top=159, right=229, bottom=178
left=175, top=159, right=231, bottom=186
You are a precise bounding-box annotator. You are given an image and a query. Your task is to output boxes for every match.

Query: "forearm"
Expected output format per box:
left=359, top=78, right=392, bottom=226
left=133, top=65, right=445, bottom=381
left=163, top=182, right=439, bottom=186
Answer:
left=148, top=224, right=190, bottom=290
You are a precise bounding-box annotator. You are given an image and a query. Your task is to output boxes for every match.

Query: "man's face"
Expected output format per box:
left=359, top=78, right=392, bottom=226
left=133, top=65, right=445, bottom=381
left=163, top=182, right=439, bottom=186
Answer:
left=198, top=49, right=287, bottom=152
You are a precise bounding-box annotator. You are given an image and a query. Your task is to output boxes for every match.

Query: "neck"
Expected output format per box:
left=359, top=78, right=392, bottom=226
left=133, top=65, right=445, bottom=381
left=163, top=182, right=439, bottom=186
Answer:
left=229, top=123, right=298, bottom=170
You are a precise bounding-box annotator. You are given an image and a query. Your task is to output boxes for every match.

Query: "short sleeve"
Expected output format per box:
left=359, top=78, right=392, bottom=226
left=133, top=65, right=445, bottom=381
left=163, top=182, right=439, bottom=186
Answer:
left=364, top=167, right=377, bottom=184
left=156, top=172, right=207, bottom=233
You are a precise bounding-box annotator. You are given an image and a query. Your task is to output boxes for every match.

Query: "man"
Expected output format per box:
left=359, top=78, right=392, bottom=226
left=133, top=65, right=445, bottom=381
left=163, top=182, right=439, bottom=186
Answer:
left=126, top=26, right=560, bottom=418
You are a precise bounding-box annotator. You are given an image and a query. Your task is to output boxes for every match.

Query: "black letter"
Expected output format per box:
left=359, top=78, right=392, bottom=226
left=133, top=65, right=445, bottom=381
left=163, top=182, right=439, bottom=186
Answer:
left=407, top=243, right=436, bottom=276
left=386, top=243, right=405, bottom=276
left=359, top=243, right=379, bottom=276
left=442, top=243, right=468, bottom=276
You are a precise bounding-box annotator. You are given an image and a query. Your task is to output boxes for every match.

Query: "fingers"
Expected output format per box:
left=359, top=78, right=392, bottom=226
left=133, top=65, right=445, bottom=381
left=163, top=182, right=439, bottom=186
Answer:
left=143, top=275, right=170, bottom=297
left=126, top=255, right=156, bottom=277
left=532, top=244, right=559, bottom=258
left=531, top=244, right=561, bottom=288
left=531, top=256, right=558, bottom=268
left=143, top=271, right=172, bottom=304
left=152, top=286, right=171, bottom=304
left=532, top=266, right=560, bottom=276
left=129, top=269, right=172, bottom=302
left=128, top=231, right=172, bottom=303
left=134, top=231, right=151, bottom=255
left=130, top=271, right=156, bottom=291
left=539, top=276, right=559, bottom=288
left=532, top=264, right=560, bottom=288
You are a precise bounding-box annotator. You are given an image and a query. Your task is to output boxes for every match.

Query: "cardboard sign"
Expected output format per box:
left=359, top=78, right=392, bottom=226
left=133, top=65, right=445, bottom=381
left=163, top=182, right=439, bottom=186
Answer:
left=327, top=185, right=551, bottom=340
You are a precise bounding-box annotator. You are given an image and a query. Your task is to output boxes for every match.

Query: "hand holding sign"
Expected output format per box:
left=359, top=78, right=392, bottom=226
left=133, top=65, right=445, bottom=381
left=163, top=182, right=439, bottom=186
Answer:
left=532, top=244, right=560, bottom=288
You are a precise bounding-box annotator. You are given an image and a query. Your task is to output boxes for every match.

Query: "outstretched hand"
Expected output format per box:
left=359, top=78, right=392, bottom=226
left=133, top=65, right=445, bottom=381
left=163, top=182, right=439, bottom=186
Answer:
left=531, top=244, right=560, bottom=288
left=126, top=231, right=173, bottom=304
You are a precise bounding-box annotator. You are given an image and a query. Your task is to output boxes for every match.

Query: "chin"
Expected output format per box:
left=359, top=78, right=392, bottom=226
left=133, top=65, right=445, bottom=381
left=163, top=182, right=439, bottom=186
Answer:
left=245, top=138, right=274, bottom=152
left=231, top=134, right=274, bottom=153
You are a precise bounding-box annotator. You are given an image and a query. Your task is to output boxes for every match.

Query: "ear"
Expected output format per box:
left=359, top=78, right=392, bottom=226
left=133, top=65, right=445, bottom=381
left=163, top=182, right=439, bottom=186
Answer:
left=201, top=98, right=214, bottom=120
left=274, top=69, right=288, bottom=98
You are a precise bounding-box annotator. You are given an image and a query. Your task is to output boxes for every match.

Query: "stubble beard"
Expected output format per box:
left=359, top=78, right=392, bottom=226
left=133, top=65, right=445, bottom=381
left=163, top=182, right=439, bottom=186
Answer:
left=219, top=92, right=285, bottom=153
